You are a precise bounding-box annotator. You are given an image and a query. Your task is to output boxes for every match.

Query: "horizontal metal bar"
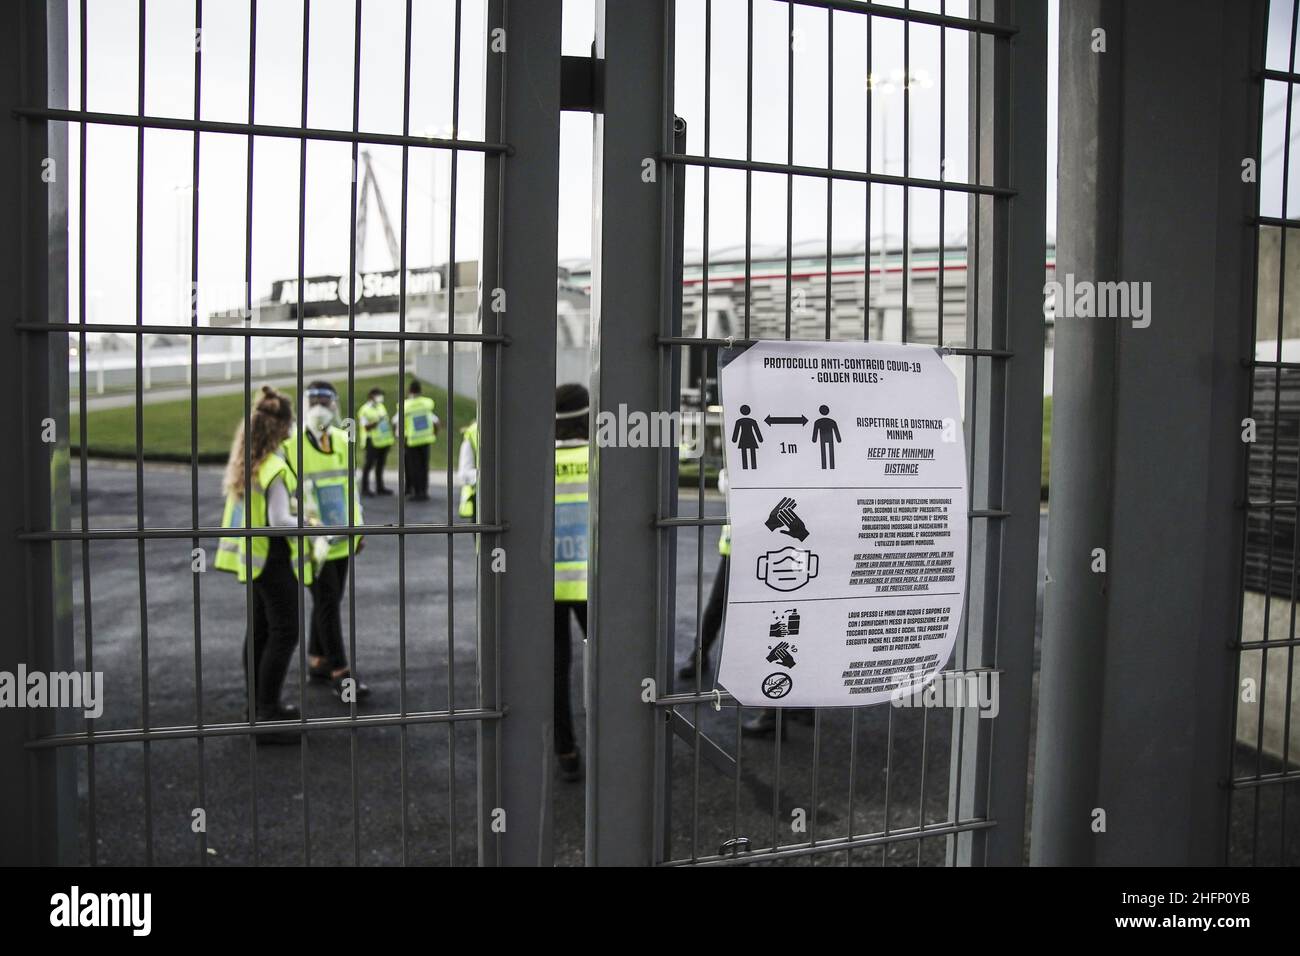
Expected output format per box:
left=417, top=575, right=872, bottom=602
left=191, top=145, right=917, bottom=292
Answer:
left=20, top=523, right=506, bottom=542
left=969, top=508, right=1011, bottom=519
left=25, top=708, right=505, bottom=749
left=656, top=336, right=1013, bottom=358
left=17, top=321, right=509, bottom=346
left=1233, top=634, right=1300, bottom=651
left=12, top=106, right=513, bottom=154
left=1255, top=214, right=1300, bottom=228
left=655, top=515, right=728, bottom=529
left=661, top=817, right=996, bottom=867
left=787, top=0, right=1017, bottom=38
left=659, top=152, right=1016, bottom=198
left=1229, top=767, right=1300, bottom=791
left=1260, top=68, right=1300, bottom=85
left=1247, top=358, right=1300, bottom=372
left=1244, top=499, right=1300, bottom=510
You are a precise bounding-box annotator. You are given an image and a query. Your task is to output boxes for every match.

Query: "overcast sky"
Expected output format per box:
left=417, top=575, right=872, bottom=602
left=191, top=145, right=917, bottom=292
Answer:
left=66, top=0, right=1072, bottom=326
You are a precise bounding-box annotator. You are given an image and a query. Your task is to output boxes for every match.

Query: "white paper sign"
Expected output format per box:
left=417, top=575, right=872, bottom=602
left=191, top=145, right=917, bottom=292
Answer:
left=716, top=340, right=968, bottom=708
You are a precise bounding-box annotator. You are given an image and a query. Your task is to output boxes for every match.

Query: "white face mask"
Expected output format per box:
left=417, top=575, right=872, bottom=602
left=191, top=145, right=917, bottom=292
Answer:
left=373, top=395, right=384, bottom=406
left=306, top=404, right=334, bottom=434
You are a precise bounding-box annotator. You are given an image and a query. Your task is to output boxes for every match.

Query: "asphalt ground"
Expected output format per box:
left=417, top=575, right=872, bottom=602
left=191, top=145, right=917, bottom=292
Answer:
left=64, top=461, right=1289, bottom=865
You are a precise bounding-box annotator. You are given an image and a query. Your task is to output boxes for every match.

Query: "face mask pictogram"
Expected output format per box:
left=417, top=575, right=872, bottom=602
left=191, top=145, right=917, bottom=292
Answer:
left=756, top=546, right=819, bottom=592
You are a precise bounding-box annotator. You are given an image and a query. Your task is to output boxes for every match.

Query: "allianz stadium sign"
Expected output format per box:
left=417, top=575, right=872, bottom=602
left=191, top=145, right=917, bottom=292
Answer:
left=270, top=267, right=443, bottom=318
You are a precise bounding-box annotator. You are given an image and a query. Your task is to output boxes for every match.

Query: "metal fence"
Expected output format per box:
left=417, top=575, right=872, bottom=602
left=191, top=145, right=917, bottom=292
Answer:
left=4, top=0, right=1046, bottom=866
left=4, top=0, right=567, bottom=866
left=1232, top=0, right=1300, bottom=867
left=587, top=0, right=1046, bottom=866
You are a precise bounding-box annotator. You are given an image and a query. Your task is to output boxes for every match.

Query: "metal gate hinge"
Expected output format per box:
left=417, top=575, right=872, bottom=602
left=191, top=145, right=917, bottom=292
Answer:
left=560, top=55, right=603, bottom=113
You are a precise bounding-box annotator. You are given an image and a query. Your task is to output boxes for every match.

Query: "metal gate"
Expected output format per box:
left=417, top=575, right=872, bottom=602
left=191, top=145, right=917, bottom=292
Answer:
left=1232, top=0, right=1300, bottom=867
left=3, top=0, right=1046, bottom=866
left=3, top=0, right=562, bottom=867
left=585, top=0, right=1046, bottom=866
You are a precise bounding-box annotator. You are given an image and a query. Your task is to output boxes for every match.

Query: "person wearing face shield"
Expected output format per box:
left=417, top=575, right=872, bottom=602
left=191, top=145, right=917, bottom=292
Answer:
left=357, top=387, right=395, bottom=497
left=283, top=381, right=371, bottom=703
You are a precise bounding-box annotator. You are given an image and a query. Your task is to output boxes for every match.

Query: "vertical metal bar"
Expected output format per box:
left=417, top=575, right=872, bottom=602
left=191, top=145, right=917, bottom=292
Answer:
left=587, top=0, right=667, bottom=866
left=397, top=0, right=413, bottom=869
left=946, top=8, right=985, bottom=868
left=689, top=0, right=713, bottom=862
left=134, top=0, right=154, bottom=866
left=189, top=0, right=208, bottom=866
left=242, top=0, right=260, bottom=865
left=864, top=11, right=872, bottom=343
left=785, top=0, right=793, bottom=342
left=937, top=2, right=947, bottom=347
left=901, top=2, right=909, bottom=344
left=293, top=0, right=312, bottom=867
left=79, top=0, right=96, bottom=867
left=446, top=0, right=463, bottom=866
left=744, top=0, right=753, bottom=341
left=479, top=0, right=562, bottom=867
left=345, top=0, right=362, bottom=868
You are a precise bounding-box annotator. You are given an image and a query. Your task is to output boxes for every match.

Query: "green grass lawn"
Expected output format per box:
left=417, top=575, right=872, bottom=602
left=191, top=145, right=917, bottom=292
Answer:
left=70, top=373, right=477, bottom=463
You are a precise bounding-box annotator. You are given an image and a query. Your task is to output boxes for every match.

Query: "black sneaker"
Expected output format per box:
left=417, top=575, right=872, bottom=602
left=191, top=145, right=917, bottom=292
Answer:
left=557, top=749, right=583, bottom=782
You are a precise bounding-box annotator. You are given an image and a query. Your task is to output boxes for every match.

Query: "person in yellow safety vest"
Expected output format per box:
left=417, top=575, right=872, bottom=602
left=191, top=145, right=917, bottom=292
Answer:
left=678, top=467, right=731, bottom=683
left=216, top=386, right=310, bottom=745
left=357, top=386, right=394, bottom=497
left=456, top=419, right=479, bottom=519
left=553, top=383, right=589, bottom=783
left=397, top=379, right=439, bottom=501
left=283, top=381, right=372, bottom=704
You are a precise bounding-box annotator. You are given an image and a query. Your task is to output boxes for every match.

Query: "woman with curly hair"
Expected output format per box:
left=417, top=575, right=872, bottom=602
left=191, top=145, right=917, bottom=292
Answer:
left=217, top=386, right=312, bottom=744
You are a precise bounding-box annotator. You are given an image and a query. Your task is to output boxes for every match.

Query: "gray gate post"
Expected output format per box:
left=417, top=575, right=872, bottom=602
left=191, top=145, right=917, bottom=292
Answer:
left=478, top=0, right=564, bottom=866
left=1032, top=0, right=1264, bottom=865
left=0, top=0, right=75, bottom=866
left=585, top=0, right=668, bottom=866
left=946, top=0, right=1049, bottom=868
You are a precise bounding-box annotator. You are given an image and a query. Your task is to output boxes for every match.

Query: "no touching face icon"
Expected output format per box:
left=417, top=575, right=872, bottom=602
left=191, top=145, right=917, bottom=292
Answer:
left=756, top=546, right=819, bottom=592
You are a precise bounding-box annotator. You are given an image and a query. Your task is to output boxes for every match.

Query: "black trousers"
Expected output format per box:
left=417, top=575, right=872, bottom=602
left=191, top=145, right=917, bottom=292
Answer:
left=362, top=441, right=390, bottom=492
left=554, top=601, right=587, bottom=757
left=244, top=539, right=300, bottom=713
left=405, top=443, right=431, bottom=497
left=699, top=554, right=729, bottom=655
left=309, top=555, right=350, bottom=671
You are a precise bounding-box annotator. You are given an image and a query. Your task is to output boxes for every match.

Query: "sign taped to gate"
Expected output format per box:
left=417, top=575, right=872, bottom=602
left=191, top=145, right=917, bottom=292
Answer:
left=716, top=340, right=968, bottom=708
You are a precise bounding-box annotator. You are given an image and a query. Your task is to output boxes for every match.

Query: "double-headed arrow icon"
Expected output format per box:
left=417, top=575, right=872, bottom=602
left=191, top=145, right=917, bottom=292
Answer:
left=764, top=413, right=808, bottom=426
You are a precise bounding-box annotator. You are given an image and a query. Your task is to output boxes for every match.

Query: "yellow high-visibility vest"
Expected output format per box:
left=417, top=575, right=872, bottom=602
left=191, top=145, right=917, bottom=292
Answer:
left=217, top=451, right=313, bottom=585
left=718, top=524, right=731, bottom=557
left=554, top=440, right=588, bottom=602
left=358, top=399, right=395, bottom=449
left=284, top=426, right=363, bottom=563
left=403, top=395, right=437, bottom=447
left=458, top=420, right=479, bottom=519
